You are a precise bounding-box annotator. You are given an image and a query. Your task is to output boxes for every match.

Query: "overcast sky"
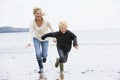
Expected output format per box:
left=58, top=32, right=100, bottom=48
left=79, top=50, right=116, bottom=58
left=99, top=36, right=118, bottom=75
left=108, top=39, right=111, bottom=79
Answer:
left=0, top=0, right=120, bottom=30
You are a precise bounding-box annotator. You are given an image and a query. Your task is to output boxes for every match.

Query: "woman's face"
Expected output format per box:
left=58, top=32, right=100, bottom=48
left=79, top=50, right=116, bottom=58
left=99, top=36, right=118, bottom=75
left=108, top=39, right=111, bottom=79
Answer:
left=34, top=10, right=42, bottom=20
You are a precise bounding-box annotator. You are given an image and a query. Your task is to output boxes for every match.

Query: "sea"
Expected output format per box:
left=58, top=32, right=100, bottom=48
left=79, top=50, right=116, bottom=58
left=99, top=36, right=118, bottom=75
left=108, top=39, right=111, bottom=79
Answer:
left=0, top=29, right=120, bottom=49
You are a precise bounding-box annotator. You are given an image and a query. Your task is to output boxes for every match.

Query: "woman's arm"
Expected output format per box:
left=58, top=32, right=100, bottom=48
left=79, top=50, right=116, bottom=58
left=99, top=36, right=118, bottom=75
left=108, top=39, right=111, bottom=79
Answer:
left=26, top=21, right=34, bottom=48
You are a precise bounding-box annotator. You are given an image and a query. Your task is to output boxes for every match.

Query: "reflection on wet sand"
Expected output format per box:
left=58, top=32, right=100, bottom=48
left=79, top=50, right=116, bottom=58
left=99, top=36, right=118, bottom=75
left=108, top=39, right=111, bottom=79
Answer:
left=38, top=73, right=47, bottom=80
left=38, top=72, right=64, bottom=80
left=56, top=72, right=64, bottom=80
left=59, top=72, right=64, bottom=80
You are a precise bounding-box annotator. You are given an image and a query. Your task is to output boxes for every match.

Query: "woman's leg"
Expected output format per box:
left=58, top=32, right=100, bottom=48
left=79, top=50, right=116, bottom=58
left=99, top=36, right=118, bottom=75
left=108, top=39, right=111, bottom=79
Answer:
left=41, top=41, right=48, bottom=63
left=33, top=37, right=43, bottom=72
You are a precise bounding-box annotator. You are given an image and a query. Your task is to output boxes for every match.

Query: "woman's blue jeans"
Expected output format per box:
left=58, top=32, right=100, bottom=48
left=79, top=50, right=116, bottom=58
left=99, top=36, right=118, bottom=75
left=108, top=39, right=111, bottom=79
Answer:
left=33, top=37, right=48, bottom=70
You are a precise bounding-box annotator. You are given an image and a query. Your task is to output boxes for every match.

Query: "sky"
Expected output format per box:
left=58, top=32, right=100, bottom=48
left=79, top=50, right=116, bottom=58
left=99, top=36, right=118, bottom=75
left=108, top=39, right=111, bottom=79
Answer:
left=0, top=0, right=120, bottom=30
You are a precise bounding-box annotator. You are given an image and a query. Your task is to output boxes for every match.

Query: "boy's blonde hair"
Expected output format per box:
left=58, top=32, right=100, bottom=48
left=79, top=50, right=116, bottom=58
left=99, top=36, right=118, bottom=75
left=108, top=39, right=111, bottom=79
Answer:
left=59, top=21, right=68, bottom=29
left=33, top=7, right=45, bottom=15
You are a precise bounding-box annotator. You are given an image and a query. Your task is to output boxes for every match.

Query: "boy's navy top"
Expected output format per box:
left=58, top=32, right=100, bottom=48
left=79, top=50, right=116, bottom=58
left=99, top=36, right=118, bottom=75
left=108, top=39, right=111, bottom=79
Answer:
left=41, top=30, right=78, bottom=52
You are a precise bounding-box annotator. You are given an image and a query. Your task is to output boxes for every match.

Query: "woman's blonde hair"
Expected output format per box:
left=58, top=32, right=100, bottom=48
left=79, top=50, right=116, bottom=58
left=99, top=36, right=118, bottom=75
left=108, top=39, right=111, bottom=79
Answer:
left=59, top=21, right=68, bottom=29
left=33, top=7, right=45, bottom=15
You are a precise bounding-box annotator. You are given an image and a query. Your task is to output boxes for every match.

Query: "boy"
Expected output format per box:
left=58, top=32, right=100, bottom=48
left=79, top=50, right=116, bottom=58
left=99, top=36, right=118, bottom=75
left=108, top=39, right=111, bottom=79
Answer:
left=41, top=21, right=79, bottom=72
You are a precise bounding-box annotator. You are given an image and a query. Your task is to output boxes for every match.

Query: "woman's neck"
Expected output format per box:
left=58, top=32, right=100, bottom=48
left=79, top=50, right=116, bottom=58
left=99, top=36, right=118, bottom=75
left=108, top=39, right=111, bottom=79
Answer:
left=35, top=18, right=43, bottom=27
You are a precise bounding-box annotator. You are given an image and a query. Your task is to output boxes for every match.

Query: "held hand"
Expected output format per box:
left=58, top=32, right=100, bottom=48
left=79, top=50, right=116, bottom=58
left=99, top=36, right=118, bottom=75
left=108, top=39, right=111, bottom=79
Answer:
left=74, top=46, right=79, bottom=49
left=25, top=44, right=31, bottom=49
left=53, top=38, right=57, bottom=43
left=41, top=36, right=45, bottom=40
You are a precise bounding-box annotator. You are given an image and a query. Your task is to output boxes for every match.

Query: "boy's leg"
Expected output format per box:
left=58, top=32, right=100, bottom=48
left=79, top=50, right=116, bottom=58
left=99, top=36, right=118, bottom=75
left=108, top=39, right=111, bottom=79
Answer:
left=60, top=63, right=64, bottom=72
left=57, top=49, right=65, bottom=72
left=55, top=58, right=59, bottom=67
left=59, top=52, right=69, bottom=72
left=57, top=49, right=64, bottom=63
left=59, top=51, right=69, bottom=72
left=55, top=49, right=64, bottom=68
left=63, top=51, right=69, bottom=63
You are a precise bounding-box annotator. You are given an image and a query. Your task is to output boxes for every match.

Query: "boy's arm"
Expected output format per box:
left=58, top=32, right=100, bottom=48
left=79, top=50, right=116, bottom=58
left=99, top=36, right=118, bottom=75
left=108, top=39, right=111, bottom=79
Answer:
left=69, top=31, right=79, bottom=48
left=73, top=37, right=78, bottom=46
left=41, top=32, right=56, bottom=40
left=73, top=37, right=79, bottom=49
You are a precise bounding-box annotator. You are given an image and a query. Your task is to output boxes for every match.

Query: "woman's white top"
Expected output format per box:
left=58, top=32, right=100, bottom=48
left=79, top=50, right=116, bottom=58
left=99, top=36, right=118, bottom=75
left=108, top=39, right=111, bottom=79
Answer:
left=28, top=19, right=53, bottom=44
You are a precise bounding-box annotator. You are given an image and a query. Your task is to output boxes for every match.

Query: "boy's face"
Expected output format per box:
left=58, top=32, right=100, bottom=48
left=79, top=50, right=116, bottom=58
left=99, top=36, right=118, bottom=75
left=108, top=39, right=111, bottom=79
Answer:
left=60, top=26, right=67, bottom=34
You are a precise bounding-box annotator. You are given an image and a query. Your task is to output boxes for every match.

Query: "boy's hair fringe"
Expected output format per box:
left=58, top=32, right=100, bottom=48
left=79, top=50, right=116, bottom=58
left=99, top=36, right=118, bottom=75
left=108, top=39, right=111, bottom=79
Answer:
left=59, top=21, right=68, bottom=29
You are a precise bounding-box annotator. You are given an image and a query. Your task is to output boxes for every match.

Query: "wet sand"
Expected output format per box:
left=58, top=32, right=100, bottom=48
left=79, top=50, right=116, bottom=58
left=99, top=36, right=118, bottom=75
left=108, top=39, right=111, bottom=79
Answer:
left=0, top=44, right=120, bottom=80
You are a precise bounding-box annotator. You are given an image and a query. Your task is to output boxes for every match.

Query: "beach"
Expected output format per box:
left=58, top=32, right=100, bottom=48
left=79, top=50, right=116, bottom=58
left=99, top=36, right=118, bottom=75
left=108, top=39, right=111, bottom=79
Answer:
left=0, top=30, right=120, bottom=80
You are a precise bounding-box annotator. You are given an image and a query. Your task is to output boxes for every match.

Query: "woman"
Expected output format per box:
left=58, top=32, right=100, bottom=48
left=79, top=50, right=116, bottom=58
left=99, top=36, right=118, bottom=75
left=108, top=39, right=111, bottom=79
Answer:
left=26, top=7, right=54, bottom=73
